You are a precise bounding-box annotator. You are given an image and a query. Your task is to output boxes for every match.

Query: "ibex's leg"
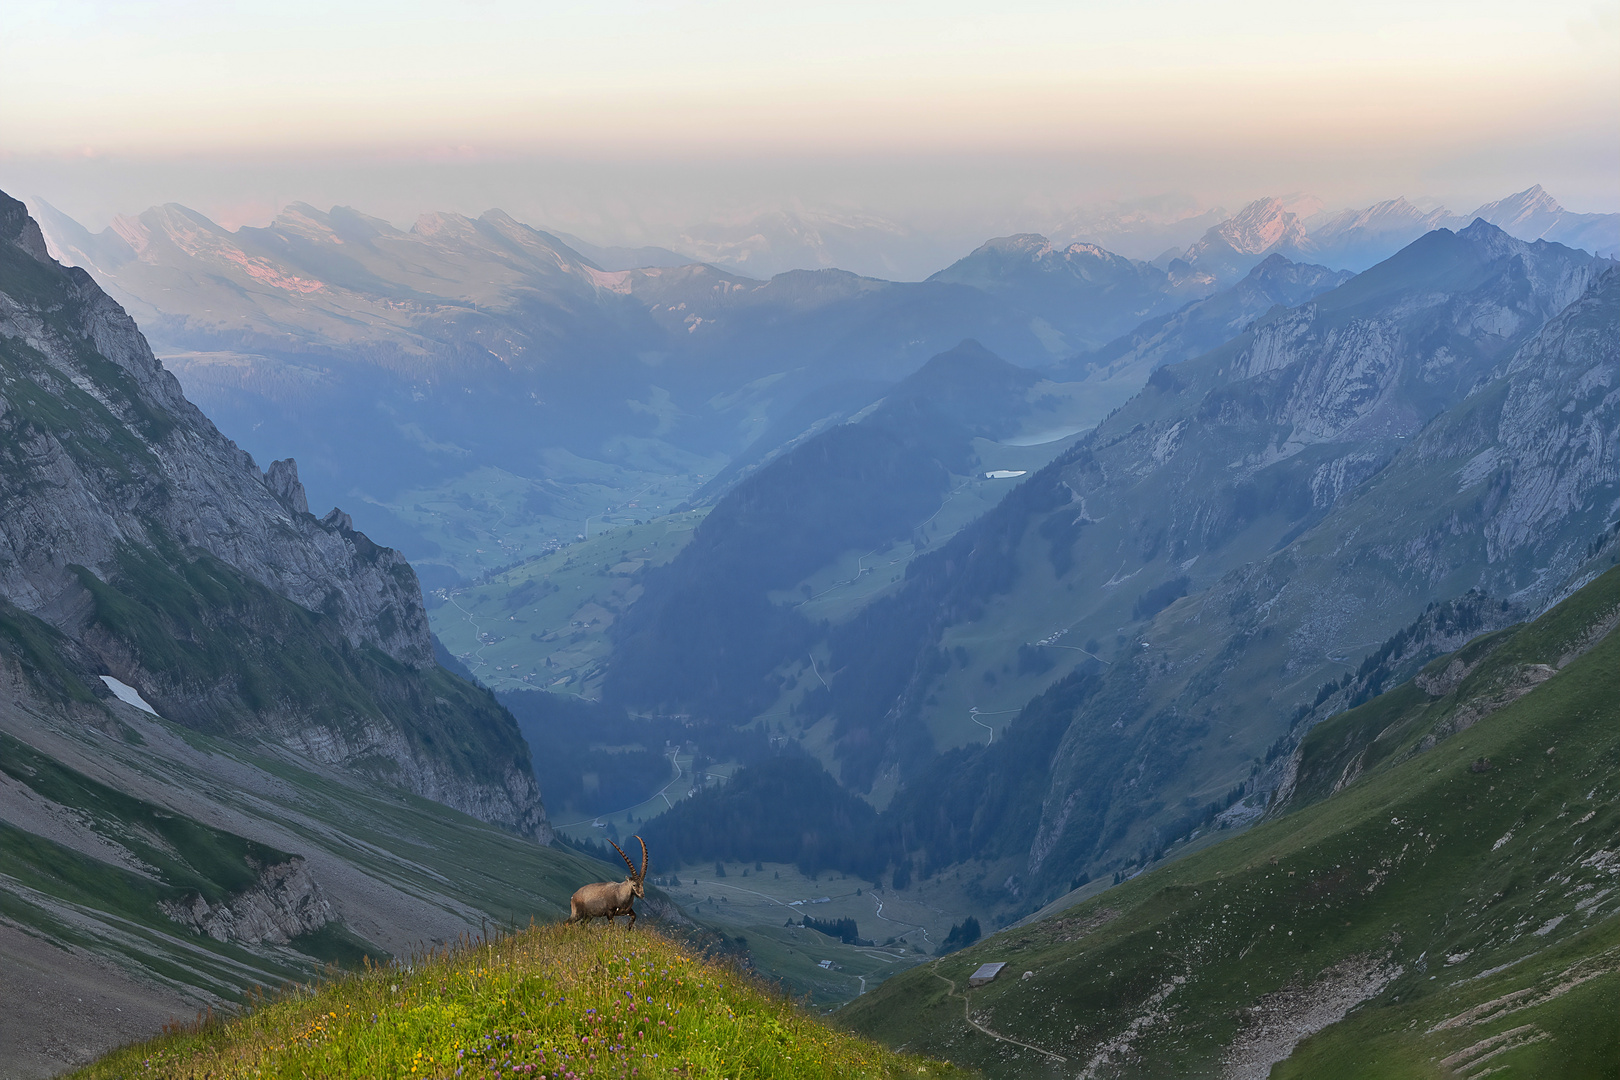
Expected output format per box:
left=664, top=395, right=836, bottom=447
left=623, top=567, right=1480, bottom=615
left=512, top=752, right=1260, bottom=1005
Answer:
left=625, top=905, right=637, bottom=929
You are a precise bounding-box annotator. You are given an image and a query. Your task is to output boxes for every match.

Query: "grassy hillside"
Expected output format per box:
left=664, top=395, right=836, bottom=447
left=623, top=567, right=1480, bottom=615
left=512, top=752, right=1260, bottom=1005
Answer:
left=838, top=565, right=1620, bottom=1078
left=74, top=924, right=960, bottom=1080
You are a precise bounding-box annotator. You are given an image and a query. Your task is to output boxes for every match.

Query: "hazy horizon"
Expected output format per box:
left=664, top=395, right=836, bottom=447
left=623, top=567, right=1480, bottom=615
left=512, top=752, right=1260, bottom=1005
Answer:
left=3, top=0, right=1616, bottom=270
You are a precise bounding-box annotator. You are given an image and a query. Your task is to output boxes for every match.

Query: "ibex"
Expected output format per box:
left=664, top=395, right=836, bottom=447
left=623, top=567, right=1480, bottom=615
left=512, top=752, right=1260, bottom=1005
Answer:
left=568, top=836, right=648, bottom=928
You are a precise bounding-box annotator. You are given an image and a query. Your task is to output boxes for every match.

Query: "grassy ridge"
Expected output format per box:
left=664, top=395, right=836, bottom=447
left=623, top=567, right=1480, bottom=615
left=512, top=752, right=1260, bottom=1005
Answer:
left=839, top=565, right=1620, bottom=1077
left=75, top=924, right=960, bottom=1079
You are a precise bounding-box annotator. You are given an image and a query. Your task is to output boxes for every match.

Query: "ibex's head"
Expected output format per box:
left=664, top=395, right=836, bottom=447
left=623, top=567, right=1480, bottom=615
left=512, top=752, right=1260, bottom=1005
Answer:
left=610, top=836, right=649, bottom=898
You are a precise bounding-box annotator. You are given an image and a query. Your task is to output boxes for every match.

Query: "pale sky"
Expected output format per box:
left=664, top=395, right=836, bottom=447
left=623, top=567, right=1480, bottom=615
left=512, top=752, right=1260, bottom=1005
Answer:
left=2, top=0, right=1616, bottom=237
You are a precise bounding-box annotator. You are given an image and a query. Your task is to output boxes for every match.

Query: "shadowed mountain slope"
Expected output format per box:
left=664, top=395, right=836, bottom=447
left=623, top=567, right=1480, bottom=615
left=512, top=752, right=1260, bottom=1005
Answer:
left=597, top=224, right=1616, bottom=918
left=929, top=234, right=1198, bottom=354
left=605, top=341, right=1047, bottom=721
left=808, top=223, right=1612, bottom=803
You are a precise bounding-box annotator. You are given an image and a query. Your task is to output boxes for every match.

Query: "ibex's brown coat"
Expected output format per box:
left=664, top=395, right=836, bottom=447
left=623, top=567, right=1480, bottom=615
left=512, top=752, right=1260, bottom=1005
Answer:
left=568, top=836, right=648, bottom=927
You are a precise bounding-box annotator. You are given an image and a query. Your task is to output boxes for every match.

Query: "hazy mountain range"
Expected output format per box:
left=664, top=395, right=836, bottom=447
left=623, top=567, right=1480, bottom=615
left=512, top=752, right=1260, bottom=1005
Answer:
left=597, top=220, right=1616, bottom=900
left=500, top=186, right=1620, bottom=282
left=21, top=197, right=1213, bottom=588
left=1164, top=185, right=1620, bottom=286
left=26, top=185, right=1613, bottom=595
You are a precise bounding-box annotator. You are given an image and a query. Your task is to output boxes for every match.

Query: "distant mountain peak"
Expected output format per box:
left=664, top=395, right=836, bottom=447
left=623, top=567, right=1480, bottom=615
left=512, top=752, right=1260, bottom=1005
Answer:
left=270, top=202, right=355, bottom=245
left=111, top=203, right=247, bottom=266
left=1173, top=198, right=1314, bottom=285
left=1471, top=184, right=1567, bottom=232
left=1245, top=251, right=1300, bottom=278
left=1209, top=197, right=1309, bottom=255
left=1502, top=183, right=1555, bottom=207
left=952, top=233, right=1144, bottom=274
left=1455, top=216, right=1519, bottom=247
left=1321, top=196, right=1442, bottom=230
left=913, top=337, right=1009, bottom=370
left=978, top=233, right=1056, bottom=257
left=277, top=200, right=329, bottom=222
left=1276, top=192, right=1326, bottom=220
left=413, top=210, right=484, bottom=239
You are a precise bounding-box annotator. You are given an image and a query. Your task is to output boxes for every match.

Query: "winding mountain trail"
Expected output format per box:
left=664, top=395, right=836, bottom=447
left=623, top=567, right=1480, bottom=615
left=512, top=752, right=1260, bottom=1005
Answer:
left=1037, top=641, right=1111, bottom=665
left=447, top=591, right=495, bottom=676
left=968, top=706, right=1019, bottom=744
left=929, top=968, right=1068, bottom=1063
left=554, top=750, right=686, bottom=829
left=869, top=892, right=932, bottom=944
left=808, top=652, right=832, bottom=689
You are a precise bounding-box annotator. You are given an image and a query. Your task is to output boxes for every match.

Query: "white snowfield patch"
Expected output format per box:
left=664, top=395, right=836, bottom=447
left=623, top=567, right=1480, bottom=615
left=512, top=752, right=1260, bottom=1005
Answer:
left=100, top=676, right=161, bottom=717
left=985, top=470, right=1027, bottom=479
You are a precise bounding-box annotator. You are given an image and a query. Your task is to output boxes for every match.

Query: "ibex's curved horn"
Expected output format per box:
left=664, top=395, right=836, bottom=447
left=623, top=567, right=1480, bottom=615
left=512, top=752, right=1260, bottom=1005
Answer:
left=636, top=835, right=649, bottom=881
left=610, top=839, right=637, bottom=879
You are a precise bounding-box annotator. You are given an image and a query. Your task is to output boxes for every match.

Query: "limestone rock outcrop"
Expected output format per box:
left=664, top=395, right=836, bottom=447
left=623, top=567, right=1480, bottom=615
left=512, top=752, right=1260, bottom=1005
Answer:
left=160, top=858, right=334, bottom=946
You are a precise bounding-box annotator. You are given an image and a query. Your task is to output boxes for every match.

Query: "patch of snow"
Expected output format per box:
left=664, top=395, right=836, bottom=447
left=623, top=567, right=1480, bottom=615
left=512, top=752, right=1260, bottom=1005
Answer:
left=100, top=676, right=160, bottom=717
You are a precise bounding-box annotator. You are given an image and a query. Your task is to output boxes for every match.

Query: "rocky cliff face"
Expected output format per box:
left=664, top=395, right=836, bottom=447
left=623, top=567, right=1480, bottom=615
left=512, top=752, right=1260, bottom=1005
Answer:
left=1174, top=197, right=1314, bottom=286
left=1017, top=246, right=1616, bottom=888
left=160, top=856, right=334, bottom=946
left=0, top=196, right=429, bottom=668
left=0, top=190, right=548, bottom=840
left=1064, top=254, right=1354, bottom=396
left=1456, top=267, right=1619, bottom=571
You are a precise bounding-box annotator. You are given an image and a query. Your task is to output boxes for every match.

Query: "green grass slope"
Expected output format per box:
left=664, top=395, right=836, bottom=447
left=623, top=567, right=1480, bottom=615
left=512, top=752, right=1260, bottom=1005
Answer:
left=75, top=923, right=961, bottom=1080
left=838, top=565, right=1620, bottom=1078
